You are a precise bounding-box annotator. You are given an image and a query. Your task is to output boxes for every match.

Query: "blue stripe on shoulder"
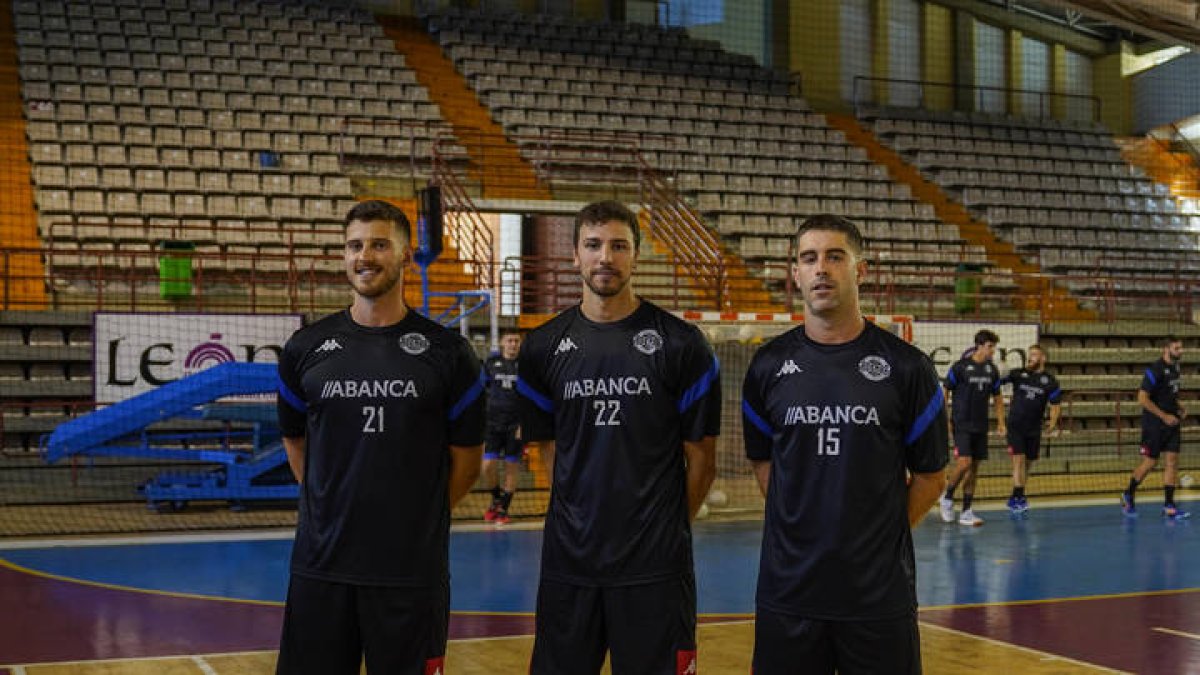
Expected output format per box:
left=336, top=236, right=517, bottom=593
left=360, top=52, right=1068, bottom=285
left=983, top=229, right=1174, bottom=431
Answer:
left=449, top=370, right=486, bottom=421
left=904, top=387, right=944, bottom=446
left=1144, top=368, right=1157, bottom=387
left=678, top=356, right=720, bottom=414
left=742, top=399, right=774, bottom=437
left=1048, top=387, right=1063, bottom=403
left=945, top=370, right=957, bottom=387
left=516, top=377, right=553, bottom=413
left=277, top=373, right=307, bottom=414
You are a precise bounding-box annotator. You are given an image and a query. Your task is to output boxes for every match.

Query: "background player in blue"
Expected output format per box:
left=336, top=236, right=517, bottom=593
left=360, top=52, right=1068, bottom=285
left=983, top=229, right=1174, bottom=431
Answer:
left=939, top=330, right=1005, bottom=526
left=741, top=214, right=947, bottom=675
left=1121, top=336, right=1188, bottom=519
left=1000, top=344, right=1062, bottom=515
left=481, top=330, right=523, bottom=524
left=275, top=200, right=486, bottom=675
left=516, top=200, right=721, bottom=675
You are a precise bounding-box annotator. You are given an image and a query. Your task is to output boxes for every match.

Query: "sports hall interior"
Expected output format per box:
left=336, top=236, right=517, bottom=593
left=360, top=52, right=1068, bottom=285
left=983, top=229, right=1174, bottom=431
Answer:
left=1, top=0, right=1199, bottom=672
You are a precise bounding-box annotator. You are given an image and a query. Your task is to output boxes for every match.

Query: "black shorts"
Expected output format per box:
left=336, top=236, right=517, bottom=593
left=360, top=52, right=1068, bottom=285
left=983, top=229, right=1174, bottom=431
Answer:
left=752, top=608, right=921, bottom=675
left=1141, top=423, right=1181, bottom=459
left=1006, top=430, right=1042, bottom=460
left=484, top=424, right=523, bottom=461
left=276, top=574, right=448, bottom=675
left=531, top=574, right=696, bottom=675
left=953, top=430, right=988, bottom=460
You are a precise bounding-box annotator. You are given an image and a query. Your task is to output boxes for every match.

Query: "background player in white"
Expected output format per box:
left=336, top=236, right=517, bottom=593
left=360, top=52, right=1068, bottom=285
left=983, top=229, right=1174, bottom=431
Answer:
left=517, top=200, right=720, bottom=675
left=742, top=214, right=947, bottom=674
left=275, top=200, right=485, bottom=675
left=1001, top=344, right=1062, bottom=515
left=1122, top=336, right=1188, bottom=519
left=481, top=330, right=524, bottom=524
left=939, top=330, right=1005, bottom=526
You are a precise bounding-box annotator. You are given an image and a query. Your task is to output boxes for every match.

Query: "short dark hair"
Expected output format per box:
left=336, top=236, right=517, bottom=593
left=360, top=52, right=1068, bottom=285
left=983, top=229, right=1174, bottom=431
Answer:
left=974, top=329, right=1000, bottom=346
left=574, top=200, right=640, bottom=250
left=793, top=214, right=865, bottom=256
left=1165, top=335, right=1181, bottom=347
left=345, top=199, right=411, bottom=243
left=1029, top=343, right=1046, bottom=355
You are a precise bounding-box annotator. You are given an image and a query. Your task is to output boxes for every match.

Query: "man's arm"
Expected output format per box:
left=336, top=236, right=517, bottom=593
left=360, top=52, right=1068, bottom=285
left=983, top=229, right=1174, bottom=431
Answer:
left=993, top=391, right=1007, bottom=434
left=751, top=459, right=770, bottom=498
left=1138, top=389, right=1180, bottom=426
left=1046, top=402, right=1062, bottom=435
left=448, top=444, right=484, bottom=507
left=683, top=436, right=717, bottom=520
left=907, top=470, right=946, bottom=527
left=539, top=440, right=556, bottom=476
left=283, top=436, right=305, bottom=484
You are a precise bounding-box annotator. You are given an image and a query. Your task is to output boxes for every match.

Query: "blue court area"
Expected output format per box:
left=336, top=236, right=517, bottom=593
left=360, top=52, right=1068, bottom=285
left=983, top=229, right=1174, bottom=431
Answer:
left=2, top=502, right=1197, bottom=613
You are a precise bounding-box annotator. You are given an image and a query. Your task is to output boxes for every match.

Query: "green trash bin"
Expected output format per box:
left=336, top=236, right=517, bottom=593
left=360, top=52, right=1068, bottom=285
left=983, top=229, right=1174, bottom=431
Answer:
left=954, top=263, right=983, bottom=314
left=158, top=240, right=195, bottom=299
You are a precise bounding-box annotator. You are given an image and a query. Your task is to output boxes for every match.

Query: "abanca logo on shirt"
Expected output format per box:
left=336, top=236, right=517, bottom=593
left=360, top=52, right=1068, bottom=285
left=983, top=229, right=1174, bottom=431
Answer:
left=784, top=405, right=880, bottom=426
left=562, top=376, right=652, bottom=399
left=320, top=379, right=419, bottom=399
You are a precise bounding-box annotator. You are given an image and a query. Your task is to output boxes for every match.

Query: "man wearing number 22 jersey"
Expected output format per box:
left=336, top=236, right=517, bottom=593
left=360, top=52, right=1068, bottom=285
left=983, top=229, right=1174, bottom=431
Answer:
left=518, top=200, right=720, bottom=675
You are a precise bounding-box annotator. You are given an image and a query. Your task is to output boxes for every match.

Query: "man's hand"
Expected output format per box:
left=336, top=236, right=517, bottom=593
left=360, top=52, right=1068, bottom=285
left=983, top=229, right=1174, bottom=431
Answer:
left=1162, top=413, right=1180, bottom=427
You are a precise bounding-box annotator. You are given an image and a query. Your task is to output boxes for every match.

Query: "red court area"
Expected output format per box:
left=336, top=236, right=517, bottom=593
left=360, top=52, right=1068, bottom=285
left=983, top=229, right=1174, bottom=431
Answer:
left=922, top=589, right=1200, bottom=672
left=0, top=561, right=532, bottom=665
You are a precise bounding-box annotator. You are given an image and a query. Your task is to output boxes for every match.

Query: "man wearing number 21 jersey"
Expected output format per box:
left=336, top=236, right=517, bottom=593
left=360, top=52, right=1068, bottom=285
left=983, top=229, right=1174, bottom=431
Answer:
left=275, top=200, right=485, bottom=675
left=518, top=200, right=721, bottom=675
left=742, top=214, right=947, bottom=674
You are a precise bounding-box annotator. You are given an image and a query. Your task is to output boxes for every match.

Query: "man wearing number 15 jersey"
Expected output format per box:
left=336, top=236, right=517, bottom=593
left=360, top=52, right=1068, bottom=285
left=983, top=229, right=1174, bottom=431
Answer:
left=518, top=201, right=721, bottom=675
left=742, top=215, right=947, bottom=674
left=276, top=200, right=486, bottom=675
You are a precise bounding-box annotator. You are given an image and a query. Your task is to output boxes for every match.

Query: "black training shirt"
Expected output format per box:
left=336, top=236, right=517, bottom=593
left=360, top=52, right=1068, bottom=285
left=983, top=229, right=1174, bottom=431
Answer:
left=1002, top=367, right=1062, bottom=434
left=277, top=309, right=485, bottom=586
left=743, top=321, right=947, bottom=619
left=945, top=357, right=1001, bottom=433
left=517, top=301, right=721, bottom=586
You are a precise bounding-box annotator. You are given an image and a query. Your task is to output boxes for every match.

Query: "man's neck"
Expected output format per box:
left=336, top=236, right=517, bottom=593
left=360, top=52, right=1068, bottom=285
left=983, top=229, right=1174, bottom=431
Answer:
left=804, top=309, right=866, bottom=345
left=580, top=290, right=640, bottom=324
left=971, top=353, right=989, bottom=365
left=349, top=289, right=408, bottom=327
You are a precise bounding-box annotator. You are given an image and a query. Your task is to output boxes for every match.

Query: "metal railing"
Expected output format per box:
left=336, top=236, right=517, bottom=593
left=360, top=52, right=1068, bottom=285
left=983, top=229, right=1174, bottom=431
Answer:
left=852, top=76, right=1102, bottom=124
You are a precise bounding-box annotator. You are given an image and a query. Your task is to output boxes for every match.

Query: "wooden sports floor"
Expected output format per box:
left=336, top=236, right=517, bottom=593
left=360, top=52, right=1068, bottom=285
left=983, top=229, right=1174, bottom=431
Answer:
left=2, top=499, right=1198, bottom=674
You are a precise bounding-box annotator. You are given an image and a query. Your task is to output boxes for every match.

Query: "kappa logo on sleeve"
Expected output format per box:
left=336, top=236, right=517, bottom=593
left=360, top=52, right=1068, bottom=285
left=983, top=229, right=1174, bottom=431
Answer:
left=315, top=338, right=342, bottom=353
left=554, top=337, right=579, bottom=355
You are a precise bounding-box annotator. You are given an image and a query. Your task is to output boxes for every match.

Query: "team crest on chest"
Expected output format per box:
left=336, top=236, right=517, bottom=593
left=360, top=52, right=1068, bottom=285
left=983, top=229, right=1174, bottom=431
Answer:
left=633, top=329, right=663, bottom=355
left=399, top=332, right=430, bottom=355
left=858, top=355, right=891, bottom=382
left=1040, top=375, right=1048, bottom=384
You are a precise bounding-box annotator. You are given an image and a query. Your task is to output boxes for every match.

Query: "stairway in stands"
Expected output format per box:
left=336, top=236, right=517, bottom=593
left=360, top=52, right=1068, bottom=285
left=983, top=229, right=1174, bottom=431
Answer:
left=378, top=16, right=550, bottom=201
left=0, top=0, right=45, bottom=309
left=1117, top=136, right=1200, bottom=200
left=829, top=114, right=1094, bottom=322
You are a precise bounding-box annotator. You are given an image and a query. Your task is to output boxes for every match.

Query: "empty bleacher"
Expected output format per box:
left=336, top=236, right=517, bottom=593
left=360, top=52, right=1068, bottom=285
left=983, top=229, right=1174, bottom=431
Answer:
left=15, top=0, right=460, bottom=295
left=426, top=8, right=1015, bottom=313
left=863, top=106, right=1200, bottom=305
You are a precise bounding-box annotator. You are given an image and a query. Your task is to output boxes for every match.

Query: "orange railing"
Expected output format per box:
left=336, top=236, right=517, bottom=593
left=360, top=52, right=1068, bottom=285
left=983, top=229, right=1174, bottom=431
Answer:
left=6, top=243, right=1200, bottom=324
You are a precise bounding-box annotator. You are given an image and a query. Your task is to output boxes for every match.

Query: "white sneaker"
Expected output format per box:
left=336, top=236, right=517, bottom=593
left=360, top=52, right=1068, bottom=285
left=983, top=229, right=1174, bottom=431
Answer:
left=939, top=497, right=955, bottom=523
left=959, top=509, right=983, bottom=526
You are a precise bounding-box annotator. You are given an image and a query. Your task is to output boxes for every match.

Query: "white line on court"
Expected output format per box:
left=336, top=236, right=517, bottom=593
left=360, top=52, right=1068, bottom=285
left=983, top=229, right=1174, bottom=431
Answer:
left=920, top=621, right=1131, bottom=674
left=0, top=649, right=273, bottom=669
left=192, top=655, right=219, bottom=675
left=12, top=666, right=26, bottom=675
left=0, top=529, right=295, bottom=551
left=1152, top=626, right=1200, bottom=641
